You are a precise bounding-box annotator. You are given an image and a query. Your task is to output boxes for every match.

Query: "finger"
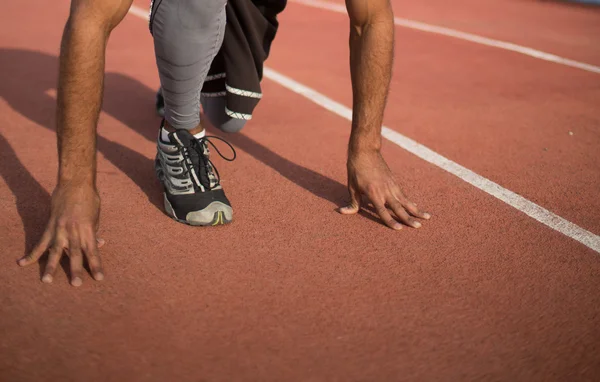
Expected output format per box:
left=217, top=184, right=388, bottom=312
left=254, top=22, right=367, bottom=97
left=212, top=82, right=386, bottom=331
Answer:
left=339, top=184, right=361, bottom=215
left=69, top=245, right=85, bottom=287
left=86, top=249, right=104, bottom=281
left=389, top=199, right=421, bottom=228
left=374, top=202, right=403, bottom=230
left=402, top=200, right=431, bottom=220
left=83, top=235, right=104, bottom=281
left=41, top=246, right=63, bottom=284
left=18, top=229, right=52, bottom=266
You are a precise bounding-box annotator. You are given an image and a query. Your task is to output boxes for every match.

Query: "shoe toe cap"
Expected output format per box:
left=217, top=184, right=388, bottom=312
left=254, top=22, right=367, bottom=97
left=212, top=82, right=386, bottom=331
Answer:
left=186, top=202, right=232, bottom=225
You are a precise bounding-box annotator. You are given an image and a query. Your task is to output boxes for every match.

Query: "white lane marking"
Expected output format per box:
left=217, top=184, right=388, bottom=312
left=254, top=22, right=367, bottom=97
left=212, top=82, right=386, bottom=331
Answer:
left=263, top=68, right=600, bottom=253
left=290, top=0, right=600, bottom=75
left=126, top=4, right=600, bottom=253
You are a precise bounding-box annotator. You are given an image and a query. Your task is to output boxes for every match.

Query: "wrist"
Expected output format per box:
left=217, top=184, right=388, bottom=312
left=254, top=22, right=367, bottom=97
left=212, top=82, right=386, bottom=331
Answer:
left=58, top=167, right=95, bottom=189
left=56, top=139, right=97, bottom=188
left=348, top=130, right=382, bottom=155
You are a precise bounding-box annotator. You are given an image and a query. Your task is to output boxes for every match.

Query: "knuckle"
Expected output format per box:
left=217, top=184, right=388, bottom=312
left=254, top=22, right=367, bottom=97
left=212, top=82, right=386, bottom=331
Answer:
left=395, top=193, right=408, bottom=204
left=366, top=184, right=378, bottom=195
left=44, top=264, right=56, bottom=273
left=389, top=198, right=401, bottom=208
left=69, top=250, right=82, bottom=259
left=87, top=252, right=101, bottom=263
left=48, top=247, right=62, bottom=258
left=69, top=243, right=81, bottom=253
left=56, top=216, right=69, bottom=227
left=82, top=234, right=98, bottom=249
left=375, top=205, right=387, bottom=214
left=54, top=235, right=68, bottom=248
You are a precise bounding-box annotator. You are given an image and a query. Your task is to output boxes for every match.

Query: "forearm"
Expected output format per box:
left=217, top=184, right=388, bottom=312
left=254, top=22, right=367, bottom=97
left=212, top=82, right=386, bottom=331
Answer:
left=55, top=0, right=131, bottom=187
left=347, top=3, right=394, bottom=153
left=56, top=20, right=105, bottom=187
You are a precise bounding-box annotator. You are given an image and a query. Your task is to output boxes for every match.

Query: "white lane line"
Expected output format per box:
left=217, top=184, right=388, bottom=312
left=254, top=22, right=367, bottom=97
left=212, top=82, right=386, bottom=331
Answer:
left=290, top=0, right=600, bottom=75
left=126, top=5, right=600, bottom=253
left=263, top=68, right=600, bottom=253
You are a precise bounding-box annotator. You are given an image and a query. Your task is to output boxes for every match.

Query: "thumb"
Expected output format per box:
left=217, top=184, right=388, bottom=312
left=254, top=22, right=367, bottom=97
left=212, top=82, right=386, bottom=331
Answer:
left=339, top=185, right=361, bottom=215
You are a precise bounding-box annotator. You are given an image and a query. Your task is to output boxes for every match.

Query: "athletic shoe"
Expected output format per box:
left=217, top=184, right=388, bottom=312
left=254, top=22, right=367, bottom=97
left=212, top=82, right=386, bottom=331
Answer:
left=154, top=122, right=236, bottom=226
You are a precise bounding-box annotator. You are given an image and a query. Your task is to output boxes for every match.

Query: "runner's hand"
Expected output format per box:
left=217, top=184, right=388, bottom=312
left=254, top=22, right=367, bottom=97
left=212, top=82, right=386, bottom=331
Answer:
left=17, top=184, right=104, bottom=286
left=340, top=150, right=431, bottom=230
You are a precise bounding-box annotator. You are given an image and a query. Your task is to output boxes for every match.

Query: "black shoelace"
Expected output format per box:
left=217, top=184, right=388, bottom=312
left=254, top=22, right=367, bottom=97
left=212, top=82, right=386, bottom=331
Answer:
left=179, top=135, right=237, bottom=191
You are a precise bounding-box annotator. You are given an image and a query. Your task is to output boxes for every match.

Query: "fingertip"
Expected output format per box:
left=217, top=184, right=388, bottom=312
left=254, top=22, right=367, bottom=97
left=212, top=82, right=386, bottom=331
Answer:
left=423, top=212, right=431, bottom=219
left=339, top=206, right=358, bottom=215
left=42, top=274, right=53, bottom=284
left=18, top=257, right=30, bottom=267
left=94, top=272, right=104, bottom=281
left=412, top=221, right=422, bottom=228
left=71, top=277, right=82, bottom=287
left=391, top=223, right=403, bottom=231
left=96, top=238, right=106, bottom=248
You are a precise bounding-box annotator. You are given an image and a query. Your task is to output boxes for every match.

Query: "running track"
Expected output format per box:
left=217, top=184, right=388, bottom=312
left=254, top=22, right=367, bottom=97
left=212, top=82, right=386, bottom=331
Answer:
left=1, top=0, right=599, bottom=381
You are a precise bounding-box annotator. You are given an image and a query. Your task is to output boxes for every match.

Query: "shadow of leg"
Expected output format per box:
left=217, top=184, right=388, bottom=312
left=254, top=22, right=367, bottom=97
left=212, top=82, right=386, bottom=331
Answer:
left=102, top=73, right=352, bottom=209
left=0, top=133, right=67, bottom=276
left=0, top=133, right=50, bottom=252
left=222, top=132, right=387, bottom=227
left=0, top=49, right=368, bottom=229
left=208, top=129, right=350, bottom=207
left=96, top=136, right=163, bottom=210
left=0, top=49, right=164, bottom=212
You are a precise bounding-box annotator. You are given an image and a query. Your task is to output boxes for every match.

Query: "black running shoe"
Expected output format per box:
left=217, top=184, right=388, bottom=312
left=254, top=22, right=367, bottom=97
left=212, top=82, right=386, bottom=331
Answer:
left=155, top=122, right=236, bottom=226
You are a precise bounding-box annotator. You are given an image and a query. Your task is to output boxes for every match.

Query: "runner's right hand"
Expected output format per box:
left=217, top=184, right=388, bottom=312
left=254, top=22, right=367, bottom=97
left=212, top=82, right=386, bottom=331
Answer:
left=17, top=183, right=104, bottom=286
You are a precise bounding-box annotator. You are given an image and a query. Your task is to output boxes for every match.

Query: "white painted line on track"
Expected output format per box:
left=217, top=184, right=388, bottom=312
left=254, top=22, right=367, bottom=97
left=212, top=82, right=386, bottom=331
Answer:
left=263, top=68, right=600, bottom=253
left=127, top=5, right=600, bottom=253
left=291, top=0, right=600, bottom=75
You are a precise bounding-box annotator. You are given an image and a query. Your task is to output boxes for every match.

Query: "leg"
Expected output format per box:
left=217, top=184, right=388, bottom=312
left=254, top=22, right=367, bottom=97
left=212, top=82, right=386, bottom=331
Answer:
left=201, top=95, right=247, bottom=133
left=156, top=90, right=248, bottom=134
left=150, top=0, right=227, bottom=131
left=155, top=86, right=164, bottom=117
left=151, top=0, right=234, bottom=226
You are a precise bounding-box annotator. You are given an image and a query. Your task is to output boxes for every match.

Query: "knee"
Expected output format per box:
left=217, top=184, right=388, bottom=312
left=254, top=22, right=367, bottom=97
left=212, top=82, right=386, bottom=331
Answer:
left=69, top=0, right=133, bottom=31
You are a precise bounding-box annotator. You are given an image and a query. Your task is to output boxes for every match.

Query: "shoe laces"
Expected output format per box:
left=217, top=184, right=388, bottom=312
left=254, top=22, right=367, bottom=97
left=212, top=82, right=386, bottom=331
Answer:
left=178, top=135, right=236, bottom=191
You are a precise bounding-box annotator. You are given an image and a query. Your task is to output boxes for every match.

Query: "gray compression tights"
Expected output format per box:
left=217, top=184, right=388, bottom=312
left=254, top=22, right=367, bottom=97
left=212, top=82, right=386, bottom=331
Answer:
left=151, top=0, right=245, bottom=133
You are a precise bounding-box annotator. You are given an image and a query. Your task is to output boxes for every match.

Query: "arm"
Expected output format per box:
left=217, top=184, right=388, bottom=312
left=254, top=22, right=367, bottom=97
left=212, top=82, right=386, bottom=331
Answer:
left=346, top=0, right=393, bottom=153
left=340, top=0, right=431, bottom=229
left=58, top=0, right=132, bottom=186
left=17, top=0, right=133, bottom=286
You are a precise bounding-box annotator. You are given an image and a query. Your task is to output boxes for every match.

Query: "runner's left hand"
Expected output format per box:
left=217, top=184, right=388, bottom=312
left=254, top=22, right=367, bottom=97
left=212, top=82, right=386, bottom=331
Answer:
left=340, top=149, right=431, bottom=230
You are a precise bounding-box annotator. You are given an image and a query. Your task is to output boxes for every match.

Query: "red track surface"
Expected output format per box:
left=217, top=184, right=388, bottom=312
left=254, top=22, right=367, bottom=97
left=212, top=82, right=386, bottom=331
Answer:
left=1, top=1, right=599, bottom=381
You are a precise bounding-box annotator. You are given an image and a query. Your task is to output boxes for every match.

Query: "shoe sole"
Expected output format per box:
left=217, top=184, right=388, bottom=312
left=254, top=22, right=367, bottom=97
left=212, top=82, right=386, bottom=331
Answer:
left=163, top=193, right=232, bottom=226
